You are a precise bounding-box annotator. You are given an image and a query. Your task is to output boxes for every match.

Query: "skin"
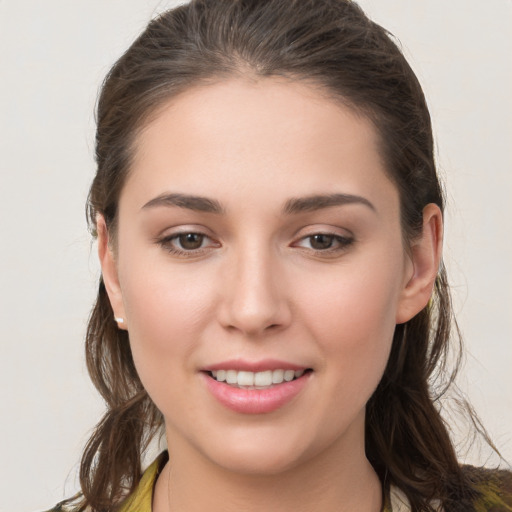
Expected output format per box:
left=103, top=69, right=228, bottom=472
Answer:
left=98, top=78, right=442, bottom=512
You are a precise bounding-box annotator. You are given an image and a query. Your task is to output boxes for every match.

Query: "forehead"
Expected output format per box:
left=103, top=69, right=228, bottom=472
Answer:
left=124, top=77, right=398, bottom=215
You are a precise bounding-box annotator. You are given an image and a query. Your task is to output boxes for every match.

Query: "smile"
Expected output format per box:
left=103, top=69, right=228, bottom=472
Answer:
left=209, top=369, right=306, bottom=389
left=202, top=367, right=312, bottom=414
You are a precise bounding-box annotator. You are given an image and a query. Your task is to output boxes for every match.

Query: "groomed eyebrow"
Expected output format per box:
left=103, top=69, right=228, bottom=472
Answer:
left=141, top=192, right=375, bottom=216
left=142, top=193, right=225, bottom=214
left=283, top=193, right=376, bottom=215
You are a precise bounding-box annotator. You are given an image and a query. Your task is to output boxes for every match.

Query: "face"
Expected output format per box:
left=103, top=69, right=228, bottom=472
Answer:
left=101, top=78, right=436, bottom=476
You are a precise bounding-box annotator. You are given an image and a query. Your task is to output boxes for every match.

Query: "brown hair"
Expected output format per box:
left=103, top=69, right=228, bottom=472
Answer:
left=66, top=0, right=492, bottom=510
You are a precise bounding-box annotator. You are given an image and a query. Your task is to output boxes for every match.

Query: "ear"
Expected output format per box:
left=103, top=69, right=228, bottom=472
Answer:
left=97, top=215, right=127, bottom=330
left=396, top=203, right=443, bottom=324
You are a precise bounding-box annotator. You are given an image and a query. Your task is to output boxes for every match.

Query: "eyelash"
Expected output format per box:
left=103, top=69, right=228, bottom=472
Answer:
left=158, top=232, right=217, bottom=256
left=157, top=231, right=354, bottom=257
left=293, top=233, right=354, bottom=254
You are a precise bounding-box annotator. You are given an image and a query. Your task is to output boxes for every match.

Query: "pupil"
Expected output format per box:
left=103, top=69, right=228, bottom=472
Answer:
left=179, top=233, right=203, bottom=250
left=311, top=234, right=333, bottom=250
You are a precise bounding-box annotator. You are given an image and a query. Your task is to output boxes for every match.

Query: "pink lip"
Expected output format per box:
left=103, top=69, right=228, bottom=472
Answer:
left=202, top=358, right=308, bottom=372
left=201, top=370, right=311, bottom=415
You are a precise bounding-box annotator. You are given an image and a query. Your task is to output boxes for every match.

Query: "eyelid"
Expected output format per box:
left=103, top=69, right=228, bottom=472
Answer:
left=154, top=224, right=354, bottom=256
left=293, top=233, right=353, bottom=248
left=292, top=224, right=354, bottom=241
left=156, top=227, right=221, bottom=256
left=291, top=226, right=355, bottom=254
left=154, top=223, right=215, bottom=238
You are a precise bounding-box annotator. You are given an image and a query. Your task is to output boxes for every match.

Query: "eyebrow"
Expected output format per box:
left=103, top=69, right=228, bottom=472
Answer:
left=142, top=193, right=225, bottom=214
left=141, top=192, right=375, bottom=215
left=283, top=193, right=376, bottom=215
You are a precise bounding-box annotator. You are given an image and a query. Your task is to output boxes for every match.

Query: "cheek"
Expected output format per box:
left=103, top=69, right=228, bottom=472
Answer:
left=296, top=257, right=402, bottom=388
left=118, top=257, right=217, bottom=387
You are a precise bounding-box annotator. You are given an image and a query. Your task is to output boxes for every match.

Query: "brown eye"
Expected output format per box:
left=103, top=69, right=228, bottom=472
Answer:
left=177, top=233, right=205, bottom=250
left=294, top=232, right=354, bottom=254
left=158, top=230, right=220, bottom=256
left=309, top=234, right=335, bottom=250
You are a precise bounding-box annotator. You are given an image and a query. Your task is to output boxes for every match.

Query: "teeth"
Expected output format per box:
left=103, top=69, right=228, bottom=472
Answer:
left=226, top=370, right=238, bottom=384
left=237, top=371, right=254, bottom=386
left=254, top=370, right=272, bottom=387
left=272, top=369, right=284, bottom=384
left=284, top=370, right=295, bottom=381
left=210, top=369, right=306, bottom=388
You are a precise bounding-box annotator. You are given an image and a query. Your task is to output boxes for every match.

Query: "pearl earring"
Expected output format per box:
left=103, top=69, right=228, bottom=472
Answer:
left=114, top=317, right=124, bottom=324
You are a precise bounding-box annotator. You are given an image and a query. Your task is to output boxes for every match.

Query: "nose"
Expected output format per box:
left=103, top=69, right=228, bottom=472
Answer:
left=217, top=247, right=292, bottom=337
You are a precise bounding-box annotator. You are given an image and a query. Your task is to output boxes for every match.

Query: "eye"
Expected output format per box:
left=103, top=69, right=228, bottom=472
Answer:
left=295, top=233, right=354, bottom=253
left=308, top=234, right=337, bottom=250
left=158, top=231, right=219, bottom=255
left=176, top=233, right=206, bottom=250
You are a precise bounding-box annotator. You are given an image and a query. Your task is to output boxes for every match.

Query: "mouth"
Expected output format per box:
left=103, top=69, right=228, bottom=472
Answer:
left=205, top=368, right=313, bottom=390
left=202, top=363, right=313, bottom=414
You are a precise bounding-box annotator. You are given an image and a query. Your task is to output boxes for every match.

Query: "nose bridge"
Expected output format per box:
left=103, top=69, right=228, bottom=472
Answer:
left=220, top=237, right=289, bottom=335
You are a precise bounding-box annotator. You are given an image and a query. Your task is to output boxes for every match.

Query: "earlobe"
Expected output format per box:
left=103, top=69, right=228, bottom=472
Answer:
left=97, top=215, right=127, bottom=329
left=396, top=204, right=443, bottom=324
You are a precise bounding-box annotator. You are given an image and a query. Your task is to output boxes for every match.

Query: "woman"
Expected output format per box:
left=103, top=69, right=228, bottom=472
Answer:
left=51, top=0, right=511, bottom=511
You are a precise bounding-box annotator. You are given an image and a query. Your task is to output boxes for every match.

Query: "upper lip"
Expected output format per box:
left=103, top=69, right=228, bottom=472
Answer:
left=201, top=359, right=309, bottom=372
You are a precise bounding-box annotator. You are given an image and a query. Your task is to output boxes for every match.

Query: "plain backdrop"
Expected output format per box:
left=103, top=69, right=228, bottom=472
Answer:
left=1, top=1, right=511, bottom=511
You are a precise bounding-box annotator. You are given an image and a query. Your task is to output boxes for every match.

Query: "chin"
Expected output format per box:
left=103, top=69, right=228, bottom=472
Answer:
left=208, top=444, right=307, bottom=476
left=191, top=420, right=340, bottom=477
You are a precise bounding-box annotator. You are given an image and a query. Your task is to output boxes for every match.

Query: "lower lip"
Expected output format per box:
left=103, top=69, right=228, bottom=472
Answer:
left=202, top=372, right=311, bottom=414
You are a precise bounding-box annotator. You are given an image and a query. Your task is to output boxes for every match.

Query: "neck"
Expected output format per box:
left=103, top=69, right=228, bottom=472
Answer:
left=153, top=421, right=382, bottom=512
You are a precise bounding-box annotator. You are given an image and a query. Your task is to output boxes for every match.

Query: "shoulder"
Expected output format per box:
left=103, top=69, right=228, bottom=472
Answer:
left=385, top=467, right=512, bottom=512
left=462, top=465, right=512, bottom=512
left=43, top=452, right=168, bottom=512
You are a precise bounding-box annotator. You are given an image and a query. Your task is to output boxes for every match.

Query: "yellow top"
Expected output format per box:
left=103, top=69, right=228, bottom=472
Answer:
left=117, top=455, right=164, bottom=512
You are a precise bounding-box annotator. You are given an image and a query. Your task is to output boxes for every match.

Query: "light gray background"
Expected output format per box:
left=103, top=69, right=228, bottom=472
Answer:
left=1, top=1, right=510, bottom=511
